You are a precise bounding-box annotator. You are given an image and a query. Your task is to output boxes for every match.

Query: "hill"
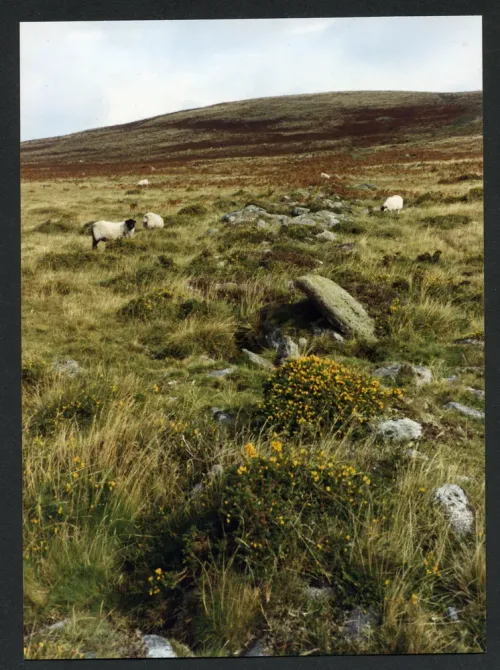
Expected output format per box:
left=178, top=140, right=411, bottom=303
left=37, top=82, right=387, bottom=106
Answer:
left=21, top=90, right=482, bottom=179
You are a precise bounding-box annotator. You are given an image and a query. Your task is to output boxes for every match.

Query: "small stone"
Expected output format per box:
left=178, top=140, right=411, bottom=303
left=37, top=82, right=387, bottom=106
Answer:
left=292, top=207, right=310, bottom=216
left=444, top=375, right=459, bottom=383
left=304, top=586, right=336, bottom=602
left=446, top=606, right=460, bottom=622
left=312, top=210, right=340, bottom=227
left=83, top=652, right=98, bottom=659
left=256, top=219, right=269, bottom=228
left=343, top=606, right=379, bottom=642
left=205, top=228, right=219, bottom=236
left=434, top=484, right=474, bottom=535
left=453, top=338, right=483, bottom=346
left=376, top=418, right=423, bottom=442
left=404, top=449, right=430, bottom=462
left=242, top=348, right=274, bottom=370
left=211, top=407, right=236, bottom=426
left=298, top=337, right=308, bottom=348
left=276, top=335, right=300, bottom=364
left=242, top=639, right=270, bottom=657
left=465, top=387, right=485, bottom=398
left=52, top=359, right=81, bottom=378
left=355, top=183, right=378, bottom=191
left=373, top=363, right=433, bottom=387
left=216, top=260, right=226, bottom=268
left=444, top=402, right=484, bottom=419
left=315, top=230, right=337, bottom=242
left=335, top=242, right=356, bottom=252
left=142, top=635, right=177, bottom=658
left=206, top=367, right=236, bottom=378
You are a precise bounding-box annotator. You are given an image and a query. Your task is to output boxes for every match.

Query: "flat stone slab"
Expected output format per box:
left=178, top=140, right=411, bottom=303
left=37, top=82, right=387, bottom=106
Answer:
left=434, top=484, right=474, bottom=535
left=295, top=274, right=376, bottom=341
left=375, top=418, right=423, bottom=442
left=242, top=349, right=274, bottom=370
left=444, top=402, right=484, bottom=419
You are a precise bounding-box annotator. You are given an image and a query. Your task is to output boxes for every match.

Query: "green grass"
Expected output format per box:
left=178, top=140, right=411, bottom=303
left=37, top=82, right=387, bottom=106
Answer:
left=22, top=100, right=484, bottom=659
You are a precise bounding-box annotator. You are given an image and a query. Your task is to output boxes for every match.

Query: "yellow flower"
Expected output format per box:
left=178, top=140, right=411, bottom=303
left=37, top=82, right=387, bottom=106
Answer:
left=243, top=443, right=257, bottom=458
left=411, top=593, right=418, bottom=605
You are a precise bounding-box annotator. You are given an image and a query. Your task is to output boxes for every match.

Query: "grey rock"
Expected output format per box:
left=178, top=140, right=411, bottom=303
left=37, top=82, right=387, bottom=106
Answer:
left=272, top=214, right=292, bottom=225
left=142, top=635, right=177, bottom=659
left=376, top=418, right=423, bottom=442
left=45, top=618, right=70, bottom=632
left=211, top=407, right=236, bottom=426
left=205, top=228, right=219, bottom=236
left=404, top=449, right=430, bottom=462
left=292, top=207, right=311, bottom=216
left=243, top=639, right=270, bottom=657
left=335, top=242, right=356, bottom=252
left=465, top=387, right=485, bottom=398
left=276, top=335, right=300, bottom=364
left=264, top=326, right=283, bottom=350
left=456, top=475, right=473, bottom=483
left=434, top=484, right=474, bottom=535
left=444, top=375, right=459, bottom=383
left=312, top=210, right=341, bottom=227
left=215, top=282, right=239, bottom=292
left=256, top=219, right=269, bottom=228
left=305, top=586, right=336, bottom=602
left=315, top=230, right=337, bottom=242
left=373, top=363, right=433, bottom=387
left=444, top=402, right=484, bottom=419
left=280, top=195, right=291, bottom=202
left=242, top=348, right=274, bottom=370
left=355, top=183, right=378, bottom=191
left=290, top=215, right=318, bottom=226
left=295, top=274, right=376, bottom=341
left=321, top=199, right=344, bottom=212
left=206, top=367, right=236, bottom=378
left=446, top=606, right=460, bottom=622
left=453, top=338, right=483, bottom=346
left=216, top=260, right=227, bottom=268
left=343, top=606, right=379, bottom=642
left=298, top=337, right=308, bottom=348
left=52, top=359, right=81, bottom=378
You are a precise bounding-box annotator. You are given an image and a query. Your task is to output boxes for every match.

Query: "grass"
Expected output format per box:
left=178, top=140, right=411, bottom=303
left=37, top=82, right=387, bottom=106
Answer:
left=22, top=91, right=484, bottom=659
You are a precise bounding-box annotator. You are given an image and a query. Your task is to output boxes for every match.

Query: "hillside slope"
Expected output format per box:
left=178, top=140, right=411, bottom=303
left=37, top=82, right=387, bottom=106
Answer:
left=21, top=90, right=482, bottom=178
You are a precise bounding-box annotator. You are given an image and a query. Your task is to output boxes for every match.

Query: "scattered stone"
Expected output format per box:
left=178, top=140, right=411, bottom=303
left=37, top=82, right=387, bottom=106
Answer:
left=444, top=375, right=459, bottom=383
left=373, top=363, right=433, bottom=387
left=44, top=618, right=70, bottom=632
left=290, top=215, right=318, bottom=227
left=295, top=274, right=377, bottom=341
left=256, top=219, right=269, bottom=228
left=376, top=418, right=423, bottom=442
left=312, top=210, right=341, bottom=227
left=334, top=242, right=356, bottom=252
left=304, top=586, right=336, bottom=602
left=276, top=335, right=300, bottom=364
left=315, top=230, right=337, bottom=242
left=321, top=199, right=344, bottom=212
left=280, top=195, right=291, bottom=202
left=453, top=338, right=483, bottom=346
left=242, top=638, right=271, bottom=657
left=205, top=228, right=219, bottom=236
left=355, top=183, right=378, bottom=191
left=434, top=484, right=474, bottom=535
left=343, top=606, right=379, bottom=642
left=142, top=635, right=177, bottom=659
left=211, top=407, right=236, bottom=426
left=242, top=348, right=274, bottom=370
left=206, top=367, right=236, bottom=378
left=273, top=214, right=292, bottom=225
left=221, top=204, right=267, bottom=224
left=216, top=260, right=227, bottom=268
left=444, top=402, right=484, bottom=419
left=446, top=606, right=460, bottom=622
left=83, top=652, right=98, bottom=659
left=264, top=326, right=283, bottom=350
left=52, top=359, right=81, bottom=378
left=465, top=387, right=485, bottom=398
left=292, top=206, right=310, bottom=216
left=404, top=448, right=430, bottom=462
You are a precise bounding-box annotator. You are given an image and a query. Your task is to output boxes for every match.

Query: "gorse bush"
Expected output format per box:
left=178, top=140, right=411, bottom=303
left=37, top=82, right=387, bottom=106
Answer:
left=262, top=355, right=401, bottom=435
left=118, top=289, right=173, bottom=320
left=220, top=441, right=373, bottom=578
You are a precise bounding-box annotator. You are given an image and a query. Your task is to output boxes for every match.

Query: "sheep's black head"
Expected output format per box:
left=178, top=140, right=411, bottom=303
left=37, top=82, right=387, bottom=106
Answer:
left=125, top=219, right=136, bottom=230
left=380, top=205, right=387, bottom=212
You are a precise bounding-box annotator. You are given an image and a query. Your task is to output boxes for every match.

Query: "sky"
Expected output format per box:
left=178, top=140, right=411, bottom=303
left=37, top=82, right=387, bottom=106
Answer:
left=20, top=16, right=482, bottom=141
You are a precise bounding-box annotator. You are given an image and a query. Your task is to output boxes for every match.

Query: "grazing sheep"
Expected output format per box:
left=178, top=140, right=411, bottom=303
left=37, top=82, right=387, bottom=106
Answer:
left=137, top=179, right=149, bottom=187
left=91, top=219, right=136, bottom=250
left=143, top=212, right=164, bottom=229
left=320, top=172, right=331, bottom=179
left=381, top=195, right=404, bottom=214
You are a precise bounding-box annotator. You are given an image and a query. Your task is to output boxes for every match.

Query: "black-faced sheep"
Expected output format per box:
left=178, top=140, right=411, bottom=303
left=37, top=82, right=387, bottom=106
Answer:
left=142, top=212, right=164, bottom=229
left=381, top=195, right=404, bottom=214
left=91, top=219, right=136, bottom=250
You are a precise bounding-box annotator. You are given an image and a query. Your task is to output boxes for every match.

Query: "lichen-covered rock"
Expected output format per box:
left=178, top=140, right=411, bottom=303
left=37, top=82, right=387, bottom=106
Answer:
left=343, top=606, right=380, bottom=642
left=52, top=359, right=81, bottom=378
left=142, top=635, right=177, bottom=658
left=211, top=407, right=236, bottom=426
left=276, top=335, right=300, bottom=364
left=312, top=210, right=341, bottom=227
left=206, top=367, right=236, bottom=378
left=465, top=387, right=485, bottom=398
left=444, top=402, right=484, bottom=419
left=242, top=348, right=274, bottom=370
left=373, top=362, right=433, bottom=387
left=304, top=586, right=336, bottom=602
left=295, top=274, right=376, bottom=341
left=292, top=206, right=310, bottom=216
left=434, top=484, right=474, bottom=535
left=242, top=639, right=271, bottom=657
left=315, top=230, right=337, bottom=242
left=375, top=418, right=423, bottom=442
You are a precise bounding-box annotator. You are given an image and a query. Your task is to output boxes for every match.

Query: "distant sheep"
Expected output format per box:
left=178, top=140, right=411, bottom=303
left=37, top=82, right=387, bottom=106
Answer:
left=137, top=179, right=149, bottom=186
left=143, top=212, right=164, bottom=229
left=381, top=195, right=404, bottom=214
left=320, top=172, right=331, bottom=179
left=91, top=219, right=136, bottom=250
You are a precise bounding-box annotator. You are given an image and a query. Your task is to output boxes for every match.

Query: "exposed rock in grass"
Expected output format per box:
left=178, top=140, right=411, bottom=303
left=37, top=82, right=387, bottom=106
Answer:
left=205, top=228, right=219, bottom=236
left=404, top=448, right=430, bottom=462
left=453, top=338, right=484, bottom=346
left=373, top=362, right=433, bottom=387
left=292, top=207, right=310, bottom=216
left=142, top=635, right=177, bottom=658
left=242, top=348, right=274, bottom=370
left=295, top=275, right=377, bottom=341
left=334, top=242, right=356, bottom=252
left=289, top=216, right=318, bottom=227
left=208, top=464, right=224, bottom=480
left=304, top=586, right=336, bottom=602
left=52, top=359, right=82, bottom=378
left=242, top=638, right=270, bottom=657
left=465, top=387, right=485, bottom=398
left=211, top=407, right=236, bottom=425
left=312, top=210, right=341, bottom=227
left=256, top=219, right=269, bottom=228
left=343, top=606, right=380, bottom=642
left=316, top=230, right=337, bottom=242
left=444, top=402, right=484, bottom=419
left=375, top=418, right=423, bottom=442
left=444, top=375, right=459, bottom=383
left=434, top=484, right=474, bottom=535
left=446, top=606, right=460, bottom=622
left=276, top=335, right=300, bottom=364
left=354, top=183, right=378, bottom=190
left=206, top=367, right=236, bottom=378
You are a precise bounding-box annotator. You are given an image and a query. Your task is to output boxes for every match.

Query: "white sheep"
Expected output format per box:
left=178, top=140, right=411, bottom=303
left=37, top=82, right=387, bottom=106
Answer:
left=137, top=179, right=149, bottom=186
left=320, top=172, right=331, bottom=179
left=91, top=219, right=136, bottom=250
left=381, top=195, right=404, bottom=214
left=143, top=212, right=164, bottom=229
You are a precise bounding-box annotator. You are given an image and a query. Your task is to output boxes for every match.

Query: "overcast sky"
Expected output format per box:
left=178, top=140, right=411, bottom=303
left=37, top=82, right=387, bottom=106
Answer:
left=20, top=16, right=482, bottom=142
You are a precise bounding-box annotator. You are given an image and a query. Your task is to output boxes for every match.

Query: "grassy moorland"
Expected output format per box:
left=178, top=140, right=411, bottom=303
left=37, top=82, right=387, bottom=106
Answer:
left=21, top=91, right=484, bottom=658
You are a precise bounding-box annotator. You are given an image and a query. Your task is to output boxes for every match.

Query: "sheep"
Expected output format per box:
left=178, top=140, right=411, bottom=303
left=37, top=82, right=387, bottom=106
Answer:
left=142, top=212, right=164, bottom=229
left=381, top=195, right=404, bottom=214
left=137, top=179, right=149, bottom=186
left=320, top=172, right=331, bottom=179
left=91, top=219, right=136, bottom=250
